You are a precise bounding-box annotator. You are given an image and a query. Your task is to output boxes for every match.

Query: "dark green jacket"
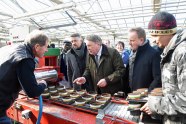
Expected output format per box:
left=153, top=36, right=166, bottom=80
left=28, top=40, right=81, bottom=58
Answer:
left=83, top=44, right=125, bottom=95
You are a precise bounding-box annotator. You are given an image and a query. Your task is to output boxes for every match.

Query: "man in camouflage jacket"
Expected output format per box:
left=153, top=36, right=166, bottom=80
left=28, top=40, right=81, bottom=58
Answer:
left=141, top=11, right=186, bottom=123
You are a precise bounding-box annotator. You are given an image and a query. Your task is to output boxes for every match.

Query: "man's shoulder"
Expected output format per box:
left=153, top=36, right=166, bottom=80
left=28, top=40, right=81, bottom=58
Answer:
left=175, top=40, right=186, bottom=51
left=123, top=49, right=130, bottom=55
left=137, top=45, right=160, bottom=61
left=66, top=49, right=74, bottom=55
left=66, top=49, right=78, bottom=61
left=146, top=45, right=159, bottom=55
left=174, top=41, right=186, bottom=60
left=107, top=47, right=118, bottom=53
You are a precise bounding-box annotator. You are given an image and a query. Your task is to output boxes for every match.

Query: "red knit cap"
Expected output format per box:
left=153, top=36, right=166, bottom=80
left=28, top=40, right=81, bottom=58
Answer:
left=148, top=11, right=177, bottom=35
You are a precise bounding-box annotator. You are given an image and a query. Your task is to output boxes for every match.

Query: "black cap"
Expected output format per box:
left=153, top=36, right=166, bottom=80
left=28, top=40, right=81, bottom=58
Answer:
left=148, top=11, right=177, bottom=35
left=63, top=40, right=72, bottom=46
left=63, top=40, right=71, bottom=44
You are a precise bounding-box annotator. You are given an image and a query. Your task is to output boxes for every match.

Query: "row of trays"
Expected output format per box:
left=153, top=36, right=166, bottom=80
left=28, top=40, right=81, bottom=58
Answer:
left=41, top=93, right=111, bottom=113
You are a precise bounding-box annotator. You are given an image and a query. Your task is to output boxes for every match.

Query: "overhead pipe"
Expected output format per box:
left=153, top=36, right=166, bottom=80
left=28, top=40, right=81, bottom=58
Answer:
left=72, top=9, right=115, bottom=36
left=152, top=0, right=161, bottom=13
left=13, top=2, right=75, bottom=20
left=81, top=1, right=186, bottom=17
left=39, top=11, right=77, bottom=30
left=0, top=12, right=13, bottom=17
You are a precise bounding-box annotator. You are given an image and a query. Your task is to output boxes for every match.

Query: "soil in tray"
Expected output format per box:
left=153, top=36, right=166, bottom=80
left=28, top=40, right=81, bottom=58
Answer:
left=72, top=97, right=110, bottom=112
left=41, top=91, right=110, bottom=112
left=127, top=97, right=147, bottom=104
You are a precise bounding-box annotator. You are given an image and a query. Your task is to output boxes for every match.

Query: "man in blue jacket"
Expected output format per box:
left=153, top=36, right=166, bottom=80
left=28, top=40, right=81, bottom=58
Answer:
left=127, top=27, right=161, bottom=91
left=0, top=30, right=48, bottom=124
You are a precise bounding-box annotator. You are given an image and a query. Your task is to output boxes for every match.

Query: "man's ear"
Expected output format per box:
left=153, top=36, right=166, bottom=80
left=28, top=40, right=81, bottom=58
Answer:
left=34, top=44, right=40, bottom=51
left=139, top=38, right=144, bottom=46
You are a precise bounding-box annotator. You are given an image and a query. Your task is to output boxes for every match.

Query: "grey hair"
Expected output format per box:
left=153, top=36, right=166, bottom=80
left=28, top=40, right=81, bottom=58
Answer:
left=86, top=34, right=102, bottom=44
left=70, top=33, right=81, bottom=38
left=129, top=27, right=146, bottom=41
left=24, top=30, right=49, bottom=47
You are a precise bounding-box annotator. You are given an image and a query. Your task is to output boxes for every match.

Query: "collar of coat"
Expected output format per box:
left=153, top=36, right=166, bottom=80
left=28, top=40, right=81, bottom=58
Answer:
left=69, top=43, right=87, bottom=56
left=89, top=44, right=109, bottom=58
left=24, top=43, right=35, bottom=58
left=136, top=40, right=150, bottom=53
left=161, top=29, right=186, bottom=64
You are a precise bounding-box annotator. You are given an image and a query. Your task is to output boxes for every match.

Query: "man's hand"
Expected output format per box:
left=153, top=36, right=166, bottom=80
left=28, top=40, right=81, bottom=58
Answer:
left=37, top=80, right=47, bottom=87
left=73, top=77, right=86, bottom=85
left=140, top=102, right=152, bottom=115
left=97, top=79, right=107, bottom=87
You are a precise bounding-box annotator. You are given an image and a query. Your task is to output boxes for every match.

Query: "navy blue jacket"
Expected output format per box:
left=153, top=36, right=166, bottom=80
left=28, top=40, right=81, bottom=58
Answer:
left=128, top=41, right=162, bottom=91
left=0, top=44, right=46, bottom=117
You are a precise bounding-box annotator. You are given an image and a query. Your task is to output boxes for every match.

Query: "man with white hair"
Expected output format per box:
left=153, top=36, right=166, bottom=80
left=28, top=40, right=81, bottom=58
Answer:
left=0, top=30, right=48, bottom=123
left=73, top=34, right=125, bottom=95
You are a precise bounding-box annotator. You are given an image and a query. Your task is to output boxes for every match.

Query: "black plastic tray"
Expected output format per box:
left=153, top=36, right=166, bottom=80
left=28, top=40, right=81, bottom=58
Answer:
left=127, top=97, right=147, bottom=103
left=42, top=96, right=110, bottom=112
left=72, top=98, right=110, bottom=112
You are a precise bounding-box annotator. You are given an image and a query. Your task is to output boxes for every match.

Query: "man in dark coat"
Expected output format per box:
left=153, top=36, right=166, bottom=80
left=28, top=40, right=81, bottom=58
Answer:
left=0, top=30, right=48, bottom=124
left=73, top=34, right=125, bottom=95
left=60, top=40, right=72, bottom=81
left=127, top=27, right=161, bottom=92
left=66, top=33, right=89, bottom=90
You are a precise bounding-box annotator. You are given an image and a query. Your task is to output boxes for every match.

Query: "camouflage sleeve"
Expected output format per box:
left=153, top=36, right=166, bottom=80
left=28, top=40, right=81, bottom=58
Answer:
left=148, top=43, right=186, bottom=115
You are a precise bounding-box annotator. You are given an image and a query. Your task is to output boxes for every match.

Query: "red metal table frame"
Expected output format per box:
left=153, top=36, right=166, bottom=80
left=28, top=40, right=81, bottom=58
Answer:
left=7, top=94, right=136, bottom=124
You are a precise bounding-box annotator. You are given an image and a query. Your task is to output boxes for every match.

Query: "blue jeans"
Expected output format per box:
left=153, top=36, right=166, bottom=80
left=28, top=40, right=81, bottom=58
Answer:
left=0, top=115, right=12, bottom=124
